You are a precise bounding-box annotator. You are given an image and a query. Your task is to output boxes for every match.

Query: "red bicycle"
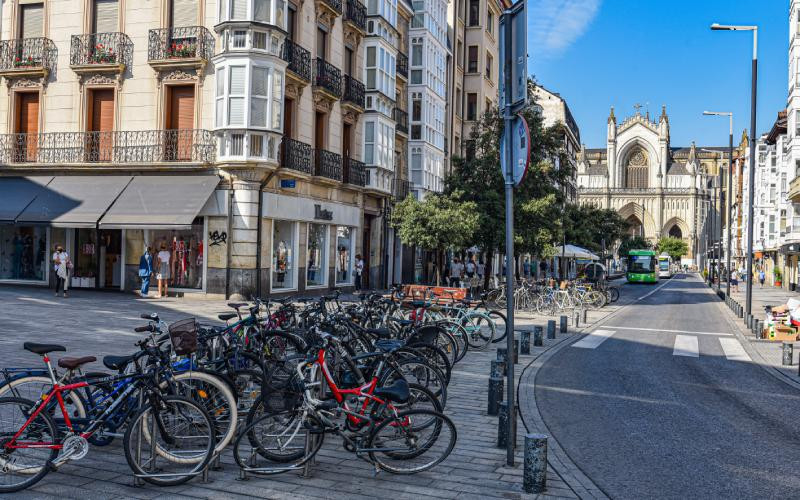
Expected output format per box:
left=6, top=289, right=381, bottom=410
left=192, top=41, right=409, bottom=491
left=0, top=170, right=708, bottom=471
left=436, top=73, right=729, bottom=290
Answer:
left=233, top=329, right=457, bottom=475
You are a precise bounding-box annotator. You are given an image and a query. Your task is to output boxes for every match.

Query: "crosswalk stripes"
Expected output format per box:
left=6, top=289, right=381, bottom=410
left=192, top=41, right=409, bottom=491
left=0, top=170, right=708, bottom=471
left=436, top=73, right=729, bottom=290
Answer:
left=572, top=329, right=616, bottom=349
left=673, top=335, right=699, bottom=357
left=718, top=337, right=752, bottom=362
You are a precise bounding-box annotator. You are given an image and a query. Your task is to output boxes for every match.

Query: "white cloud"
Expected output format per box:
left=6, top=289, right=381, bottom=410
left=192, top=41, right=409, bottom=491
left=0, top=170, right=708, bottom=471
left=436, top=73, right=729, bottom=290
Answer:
left=528, top=0, right=601, bottom=59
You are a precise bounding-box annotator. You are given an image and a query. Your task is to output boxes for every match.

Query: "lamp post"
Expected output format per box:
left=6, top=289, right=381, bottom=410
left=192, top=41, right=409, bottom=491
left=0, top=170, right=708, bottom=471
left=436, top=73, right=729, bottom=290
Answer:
left=711, top=23, right=757, bottom=316
left=702, top=146, right=729, bottom=292
left=702, top=112, right=734, bottom=297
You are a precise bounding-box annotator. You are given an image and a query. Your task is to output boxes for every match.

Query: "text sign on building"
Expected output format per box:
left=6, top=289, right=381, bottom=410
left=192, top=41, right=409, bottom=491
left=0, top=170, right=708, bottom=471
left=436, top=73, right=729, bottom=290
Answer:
left=280, top=179, right=296, bottom=189
left=314, top=204, right=333, bottom=220
left=499, top=0, right=527, bottom=112
left=500, top=114, right=531, bottom=186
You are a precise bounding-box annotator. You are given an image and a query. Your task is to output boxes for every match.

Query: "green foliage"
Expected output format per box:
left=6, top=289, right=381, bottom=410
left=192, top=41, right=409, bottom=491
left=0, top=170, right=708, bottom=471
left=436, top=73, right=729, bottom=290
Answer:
left=655, top=237, right=688, bottom=261
left=563, top=204, right=629, bottom=253
left=390, top=192, right=478, bottom=251
left=618, top=236, right=652, bottom=257
left=774, top=267, right=782, bottom=281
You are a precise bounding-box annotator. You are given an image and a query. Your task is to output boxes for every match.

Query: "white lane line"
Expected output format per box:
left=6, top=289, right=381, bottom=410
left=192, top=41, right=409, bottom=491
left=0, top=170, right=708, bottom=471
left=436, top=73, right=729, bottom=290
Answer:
left=636, top=275, right=676, bottom=301
left=572, top=329, right=616, bottom=349
left=718, top=338, right=752, bottom=362
left=602, top=325, right=732, bottom=337
left=673, top=335, right=699, bottom=357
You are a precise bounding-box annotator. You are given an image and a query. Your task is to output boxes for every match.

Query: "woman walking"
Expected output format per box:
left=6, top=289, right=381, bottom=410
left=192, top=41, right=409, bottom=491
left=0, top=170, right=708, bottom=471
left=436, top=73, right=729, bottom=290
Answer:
left=52, top=244, right=70, bottom=298
left=156, top=243, right=171, bottom=298
left=354, top=254, right=364, bottom=290
left=138, top=246, right=154, bottom=297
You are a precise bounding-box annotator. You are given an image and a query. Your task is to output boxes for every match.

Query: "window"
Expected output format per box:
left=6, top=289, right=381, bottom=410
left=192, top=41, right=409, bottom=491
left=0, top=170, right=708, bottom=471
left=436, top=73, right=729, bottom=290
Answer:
left=231, top=0, right=247, bottom=19
left=467, top=45, right=477, bottom=73
left=364, top=44, right=395, bottom=95
left=317, top=27, right=327, bottom=60
left=251, top=67, right=268, bottom=127
left=254, top=0, right=269, bottom=22
left=149, top=220, right=204, bottom=289
left=272, top=220, right=297, bottom=290
left=215, top=70, right=225, bottom=127
left=230, top=133, right=244, bottom=155
left=485, top=98, right=491, bottom=115
left=411, top=125, right=421, bottom=140
left=228, top=66, right=246, bottom=125
left=19, top=3, right=43, bottom=39
left=466, top=93, right=477, bottom=120
left=335, top=226, right=354, bottom=284
left=468, top=0, right=479, bottom=26
left=455, top=87, right=461, bottom=117
left=253, top=31, right=267, bottom=49
left=272, top=70, right=282, bottom=129
left=456, top=40, right=463, bottom=68
left=307, top=223, right=328, bottom=287
left=250, top=134, right=263, bottom=156
left=412, top=96, right=421, bottom=121
left=487, top=10, right=494, bottom=35
left=0, top=225, right=47, bottom=281
left=364, top=121, right=374, bottom=164
left=232, top=30, right=247, bottom=48
left=485, top=52, right=492, bottom=79
left=94, top=0, right=119, bottom=33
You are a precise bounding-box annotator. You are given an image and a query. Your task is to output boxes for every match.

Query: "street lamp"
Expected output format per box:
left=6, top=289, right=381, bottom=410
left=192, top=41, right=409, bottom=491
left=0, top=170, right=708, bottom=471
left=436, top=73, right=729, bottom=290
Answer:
left=702, top=171, right=719, bottom=287
left=710, top=22, right=757, bottom=317
left=702, top=146, right=728, bottom=291
left=702, top=112, right=733, bottom=297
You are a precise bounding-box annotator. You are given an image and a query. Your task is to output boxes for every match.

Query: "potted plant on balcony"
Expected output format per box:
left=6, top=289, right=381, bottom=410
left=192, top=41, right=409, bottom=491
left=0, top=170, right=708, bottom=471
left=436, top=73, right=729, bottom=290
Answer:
left=774, top=267, right=783, bottom=287
left=167, top=41, right=197, bottom=58
left=91, top=43, right=116, bottom=64
left=13, top=55, right=40, bottom=68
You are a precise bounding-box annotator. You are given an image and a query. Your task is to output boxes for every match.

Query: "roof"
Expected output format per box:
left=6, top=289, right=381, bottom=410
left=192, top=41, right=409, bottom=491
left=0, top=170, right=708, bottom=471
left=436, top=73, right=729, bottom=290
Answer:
left=766, top=110, right=787, bottom=145
left=666, top=163, right=689, bottom=175
left=585, top=163, right=608, bottom=175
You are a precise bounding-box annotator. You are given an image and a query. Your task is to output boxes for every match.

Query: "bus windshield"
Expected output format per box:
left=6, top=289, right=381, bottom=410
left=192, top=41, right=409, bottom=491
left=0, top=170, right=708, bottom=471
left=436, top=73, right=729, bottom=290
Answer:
left=629, top=255, right=654, bottom=273
left=659, top=260, right=669, bottom=271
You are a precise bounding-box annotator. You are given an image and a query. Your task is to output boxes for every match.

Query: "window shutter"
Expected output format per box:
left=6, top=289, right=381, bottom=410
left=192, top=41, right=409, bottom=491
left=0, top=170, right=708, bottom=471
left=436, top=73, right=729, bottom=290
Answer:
left=93, top=0, right=118, bottom=33
left=231, top=0, right=248, bottom=19
left=229, top=66, right=246, bottom=94
left=171, top=0, right=198, bottom=27
left=21, top=3, right=44, bottom=39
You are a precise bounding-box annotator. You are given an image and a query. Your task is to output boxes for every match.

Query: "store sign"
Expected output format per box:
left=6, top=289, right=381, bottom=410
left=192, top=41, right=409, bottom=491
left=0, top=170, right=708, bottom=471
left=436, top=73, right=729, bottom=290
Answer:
left=314, top=204, right=333, bottom=221
left=280, top=179, right=296, bottom=189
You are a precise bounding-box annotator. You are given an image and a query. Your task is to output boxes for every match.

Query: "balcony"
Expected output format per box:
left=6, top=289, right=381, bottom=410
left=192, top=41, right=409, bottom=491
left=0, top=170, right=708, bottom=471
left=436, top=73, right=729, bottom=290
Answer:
left=343, top=0, right=367, bottom=38
left=393, top=178, right=412, bottom=200
left=396, top=52, right=408, bottom=80
left=315, top=0, right=343, bottom=24
left=393, top=108, right=408, bottom=136
left=282, top=40, right=311, bottom=84
left=342, top=75, right=365, bottom=111
left=343, top=157, right=366, bottom=186
left=789, top=176, right=800, bottom=203
left=313, top=58, right=342, bottom=101
left=0, top=38, right=57, bottom=79
left=0, top=129, right=215, bottom=165
left=281, top=137, right=313, bottom=175
left=314, top=148, right=342, bottom=181
left=148, top=26, right=215, bottom=71
left=70, top=32, right=132, bottom=75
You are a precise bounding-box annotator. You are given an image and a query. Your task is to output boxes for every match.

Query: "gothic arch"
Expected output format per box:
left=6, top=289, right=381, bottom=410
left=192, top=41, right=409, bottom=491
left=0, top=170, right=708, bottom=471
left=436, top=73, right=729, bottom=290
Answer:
left=662, top=217, right=690, bottom=240
left=616, top=138, right=660, bottom=188
left=617, top=202, right=657, bottom=240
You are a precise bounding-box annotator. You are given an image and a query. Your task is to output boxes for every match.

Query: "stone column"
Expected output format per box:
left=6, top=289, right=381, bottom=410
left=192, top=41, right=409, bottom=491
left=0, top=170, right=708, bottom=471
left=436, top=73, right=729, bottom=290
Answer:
left=228, top=177, right=261, bottom=299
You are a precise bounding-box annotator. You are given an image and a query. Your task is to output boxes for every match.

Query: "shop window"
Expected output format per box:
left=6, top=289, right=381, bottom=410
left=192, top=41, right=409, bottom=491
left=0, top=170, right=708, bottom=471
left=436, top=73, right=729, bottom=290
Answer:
left=307, top=223, right=328, bottom=287
left=149, top=219, right=205, bottom=289
left=335, top=226, right=354, bottom=284
left=0, top=225, right=47, bottom=281
left=273, top=220, right=296, bottom=290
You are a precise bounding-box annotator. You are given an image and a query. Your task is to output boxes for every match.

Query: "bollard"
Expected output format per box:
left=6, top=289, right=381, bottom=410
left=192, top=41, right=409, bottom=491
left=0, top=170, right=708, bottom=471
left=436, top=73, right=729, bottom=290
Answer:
left=573, top=310, right=580, bottom=328
left=523, top=434, right=548, bottom=494
left=547, top=320, right=556, bottom=339
left=488, top=377, right=504, bottom=415
left=533, top=326, right=544, bottom=347
left=582, top=308, right=588, bottom=324
left=497, top=402, right=516, bottom=449
left=745, top=314, right=752, bottom=329
left=520, top=331, right=531, bottom=355
left=783, top=343, right=794, bottom=366
left=490, top=360, right=506, bottom=378
left=753, top=320, right=762, bottom=338
left=497, top=348, right=508, bottom=364
left=560, top=315, right=568, bottom=333
left=513, top=340, right=520, bottom=364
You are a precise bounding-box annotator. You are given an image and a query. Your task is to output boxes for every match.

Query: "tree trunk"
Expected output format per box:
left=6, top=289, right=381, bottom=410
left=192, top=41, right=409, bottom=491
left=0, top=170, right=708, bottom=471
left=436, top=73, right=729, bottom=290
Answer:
left=484, top=248, right=494, bottom=290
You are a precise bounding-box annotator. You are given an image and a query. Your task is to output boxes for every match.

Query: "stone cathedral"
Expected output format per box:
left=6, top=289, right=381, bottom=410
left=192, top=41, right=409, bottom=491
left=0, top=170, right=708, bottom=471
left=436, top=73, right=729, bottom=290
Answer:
left=576, top=106, right=726, bottom=262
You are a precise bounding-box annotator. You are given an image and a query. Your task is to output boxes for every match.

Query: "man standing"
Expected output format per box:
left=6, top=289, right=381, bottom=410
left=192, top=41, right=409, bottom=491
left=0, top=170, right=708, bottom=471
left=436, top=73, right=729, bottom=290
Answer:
left=138, top=246, right=154, bottom=297
left=449, top=258, right=464, bottom=287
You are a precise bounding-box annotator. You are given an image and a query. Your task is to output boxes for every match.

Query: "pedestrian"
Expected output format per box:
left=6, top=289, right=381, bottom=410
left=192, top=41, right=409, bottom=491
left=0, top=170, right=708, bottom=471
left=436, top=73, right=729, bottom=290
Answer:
left=539, top=261, right=548, bottom=279
left=138, top=246, right=154, bottom=297
left=730, top=269, right=739, bottom=293
left=52, top=244, right=71, bottom=298
left=449, top=258, right=464, bottom=287
left=523, top=258, right=531, bottom=278
left=355, top=254, right=364, bottom=290
left=758, top=269, right=766, bottom=288
left=156, top=242, right=171, bottom=298
left=477, top=259, right=485, bottom=280
left=465, top=258, right=476, bottom=279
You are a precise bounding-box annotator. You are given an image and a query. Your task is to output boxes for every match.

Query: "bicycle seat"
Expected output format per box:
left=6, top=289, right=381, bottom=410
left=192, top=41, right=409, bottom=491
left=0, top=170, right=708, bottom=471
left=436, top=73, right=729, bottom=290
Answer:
left=103, top=354, right=134, bottom=371
left=58, top=356, right=97, bottom=370
left=374, top=378, right=410, bottom=403
left=365, top=328, right=393, bottom=339
left=389, top=317, right=415, bottom=327
left=375, top=339, right=405, bottom=353
left=411, top=300, right=428, bottom=308
left=23, top=342, right=66, bottom=355
left=218, top=312, right=237, bottom=321
left=228, top=302, right=248, bottom=310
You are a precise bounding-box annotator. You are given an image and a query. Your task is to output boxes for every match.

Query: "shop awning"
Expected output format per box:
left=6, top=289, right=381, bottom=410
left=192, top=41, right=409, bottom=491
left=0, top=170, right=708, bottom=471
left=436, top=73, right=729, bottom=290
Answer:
left=0, top=176, right=54, bottom=223
left=553, top=245, right=600, bottom=260
left=100, top=175, right=220, bottom=229
left=16, top=176, right=132, bottom=228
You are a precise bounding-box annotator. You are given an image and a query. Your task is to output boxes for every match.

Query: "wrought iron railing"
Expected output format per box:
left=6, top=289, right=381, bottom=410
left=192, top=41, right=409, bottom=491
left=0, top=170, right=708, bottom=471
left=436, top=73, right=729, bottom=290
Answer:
left=70, top=32, right=132, bottom=67
left=314, top=58, right=342, bottom=98
left=315, top=148, right=342, bottom=181
left=393, top=178, right=412, bottom=199
left=0, top=129, right=215, bottom=164
left=343, top=75, right=365, bottom=108
left=319, top=0, right=343, bottom=15
left=281, top=137, right=313, bottom=174
left=282, top=40, right=311, bottom=82
left=344, top=0, right=367, bottom=31
left=0, top=38, right=57, bottom=72
left=393, top=108, right=408, bottom=134
left=396, top=52, right=408, bottom=79
left=343, top=157, right=366, bottom=186
left=148, top=26, right=214, bottom=62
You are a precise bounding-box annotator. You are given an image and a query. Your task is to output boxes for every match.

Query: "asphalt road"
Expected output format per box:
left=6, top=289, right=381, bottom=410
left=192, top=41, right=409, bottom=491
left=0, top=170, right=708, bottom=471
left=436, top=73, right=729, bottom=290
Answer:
left=535, top=273, right=800, bottom=499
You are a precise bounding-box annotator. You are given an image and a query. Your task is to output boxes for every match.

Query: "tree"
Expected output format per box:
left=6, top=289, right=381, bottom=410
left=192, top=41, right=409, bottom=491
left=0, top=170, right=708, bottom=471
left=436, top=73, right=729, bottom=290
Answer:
left=656, top=237, right=688, bottom=261
left=391, top=193, right=479, bottom=285
left=618, top=236, right=652, bottom=257
left=563, top=204, right=630, bottom=254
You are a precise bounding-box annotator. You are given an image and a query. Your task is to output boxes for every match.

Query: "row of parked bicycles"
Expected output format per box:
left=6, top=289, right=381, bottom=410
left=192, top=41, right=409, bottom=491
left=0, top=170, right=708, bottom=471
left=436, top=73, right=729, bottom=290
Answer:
left=484, top=278, right=620, bottom=315
left=0, top=285, right=506, bottom=492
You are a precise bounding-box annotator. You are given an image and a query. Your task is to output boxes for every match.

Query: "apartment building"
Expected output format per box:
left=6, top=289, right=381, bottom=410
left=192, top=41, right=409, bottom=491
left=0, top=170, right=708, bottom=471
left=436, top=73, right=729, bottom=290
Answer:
left=0, top=0, right=373, bottom=299
left=532, top=84, right=579, bottom=201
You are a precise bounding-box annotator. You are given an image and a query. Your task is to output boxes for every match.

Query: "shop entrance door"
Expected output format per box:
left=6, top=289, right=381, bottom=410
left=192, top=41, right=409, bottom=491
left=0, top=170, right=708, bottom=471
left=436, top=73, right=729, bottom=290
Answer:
left=98, top=229, right=121, bottom=288
left=71, top=228, right=122, bottom=288
left=362, top=215, right=371, bottom=289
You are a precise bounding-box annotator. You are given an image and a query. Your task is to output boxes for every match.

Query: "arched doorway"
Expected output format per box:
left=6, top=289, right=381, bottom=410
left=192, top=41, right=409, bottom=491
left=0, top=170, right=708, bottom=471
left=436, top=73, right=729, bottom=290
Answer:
left=668, top=225, right=683, bottom=239
left=626, top=215, right=644, bottom=237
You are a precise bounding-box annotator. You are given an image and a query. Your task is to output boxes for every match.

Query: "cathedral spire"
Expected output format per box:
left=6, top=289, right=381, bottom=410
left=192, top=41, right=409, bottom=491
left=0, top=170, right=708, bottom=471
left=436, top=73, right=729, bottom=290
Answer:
left=608, top=106, right=616, bottom=124
left=660, top=105, right=668, bottom=123
left=688, top=141, right=697, bottom=164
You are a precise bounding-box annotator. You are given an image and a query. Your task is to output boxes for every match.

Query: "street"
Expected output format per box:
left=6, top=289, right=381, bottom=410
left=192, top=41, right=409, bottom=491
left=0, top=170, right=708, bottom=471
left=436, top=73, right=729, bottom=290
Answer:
left=534, top=273, right=800, bottom=499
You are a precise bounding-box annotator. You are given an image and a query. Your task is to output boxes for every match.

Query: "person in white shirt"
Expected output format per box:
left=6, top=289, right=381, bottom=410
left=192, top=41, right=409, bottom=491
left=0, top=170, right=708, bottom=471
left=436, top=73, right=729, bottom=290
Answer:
left=52, top=245, right=70, bottom=297
left=449, top=258, right=464, bottom=287
left=156, top=243, right=171, bottom=298
left=355, top=254, right=365, bottom=290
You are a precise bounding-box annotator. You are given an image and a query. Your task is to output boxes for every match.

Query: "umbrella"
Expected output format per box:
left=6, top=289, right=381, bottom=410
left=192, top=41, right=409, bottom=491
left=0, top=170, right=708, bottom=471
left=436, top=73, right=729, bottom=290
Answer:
left=552, top=244, right=600, bottom=260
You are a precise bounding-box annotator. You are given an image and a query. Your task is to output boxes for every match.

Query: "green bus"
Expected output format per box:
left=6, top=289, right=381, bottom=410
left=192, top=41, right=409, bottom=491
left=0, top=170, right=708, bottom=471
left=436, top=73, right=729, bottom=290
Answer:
left=626, top=249, right=659, bottom=283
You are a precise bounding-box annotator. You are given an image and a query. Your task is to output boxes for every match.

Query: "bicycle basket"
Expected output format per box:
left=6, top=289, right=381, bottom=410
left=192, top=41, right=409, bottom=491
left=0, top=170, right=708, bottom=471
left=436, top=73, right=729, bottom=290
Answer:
left=168, top=318, right=198, bottom=355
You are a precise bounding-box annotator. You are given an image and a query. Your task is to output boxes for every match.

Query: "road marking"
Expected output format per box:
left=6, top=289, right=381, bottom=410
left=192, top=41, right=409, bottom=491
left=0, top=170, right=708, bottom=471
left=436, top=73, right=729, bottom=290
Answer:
left=603, top=325, right=732, bottom=337
left=572, top=329, right=616, bottom=349
left=718, top=338, right=752, bottom=362
left=635, top=275, right=676, bottom=301
left=673, top=335, right=699, bottom=357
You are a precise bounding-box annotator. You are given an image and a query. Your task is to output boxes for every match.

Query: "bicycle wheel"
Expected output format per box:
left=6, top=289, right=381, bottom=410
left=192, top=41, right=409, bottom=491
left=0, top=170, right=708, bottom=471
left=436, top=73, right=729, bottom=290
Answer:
left=608, top=287, right=620, bottom=303
left=461, top=312, right=495, bottom=350
left=436, top=320, right=468, bottom=363
left=488, top=310, right=508, bottom=344
left=0, top=397, right=59, bottom=493
left=0, top=376, right=87, bottom=424
left=123, top=395, right=215, bottom=487
left=235, top=408, right=322, bottom=469
left=366, top=409, right=457, bottom=474
left=379, top=357, right=448, bottom=409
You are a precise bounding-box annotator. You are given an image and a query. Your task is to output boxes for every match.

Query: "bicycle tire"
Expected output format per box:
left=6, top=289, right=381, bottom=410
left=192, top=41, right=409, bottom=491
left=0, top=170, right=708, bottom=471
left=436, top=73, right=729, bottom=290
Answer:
left=488, top=310, right=508, bottom=343
left=0, top=397, right=59, bottom=493
left=436, top=320, right=468, bottom=363
left=236, top=408, right=323, bottom=469
left=608, top=287, right=620, bottom=303
left=461, top=312, right=495, bottom=350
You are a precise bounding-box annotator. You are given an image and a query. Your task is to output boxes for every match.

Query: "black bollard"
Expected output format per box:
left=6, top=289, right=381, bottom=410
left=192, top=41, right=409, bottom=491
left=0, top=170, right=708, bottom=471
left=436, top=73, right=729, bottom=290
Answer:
left=783, top=343, right=794, bottom=366
left=513, top=340, right=519, bottom=364
left=533, top=326, right=544, bottom=347
left=520, top=331, right=531, bottom=355
left=488, top=377, right=504, bottom=415
left=582, top=308, right=588, bottom=324
left=573, top=310, right=580, bottom=328
left=560, top=315, right=567, bottom=333
left=490, top=360, right=506, bottom=378
left=547, top=320, right=556, bottom=339
left=745, top=314, right=752, bottom=329
left=497, top=348, right=508, bottom=364
left=497, top=402, right=510, bottom=448
left=523, top=434, right=548, bottom=494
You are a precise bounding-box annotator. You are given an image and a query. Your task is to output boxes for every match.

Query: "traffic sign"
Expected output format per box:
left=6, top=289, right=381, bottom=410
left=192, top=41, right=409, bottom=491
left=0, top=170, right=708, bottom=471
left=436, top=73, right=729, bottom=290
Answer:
left=499, top=0, right=527, bottom=113
left=500, top=113, right=531, bottom=186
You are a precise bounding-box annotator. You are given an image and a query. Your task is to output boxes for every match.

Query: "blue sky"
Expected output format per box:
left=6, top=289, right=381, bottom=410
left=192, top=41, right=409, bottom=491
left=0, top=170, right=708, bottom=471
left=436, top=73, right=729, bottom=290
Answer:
left=527, top=0, right=787, bottom=148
